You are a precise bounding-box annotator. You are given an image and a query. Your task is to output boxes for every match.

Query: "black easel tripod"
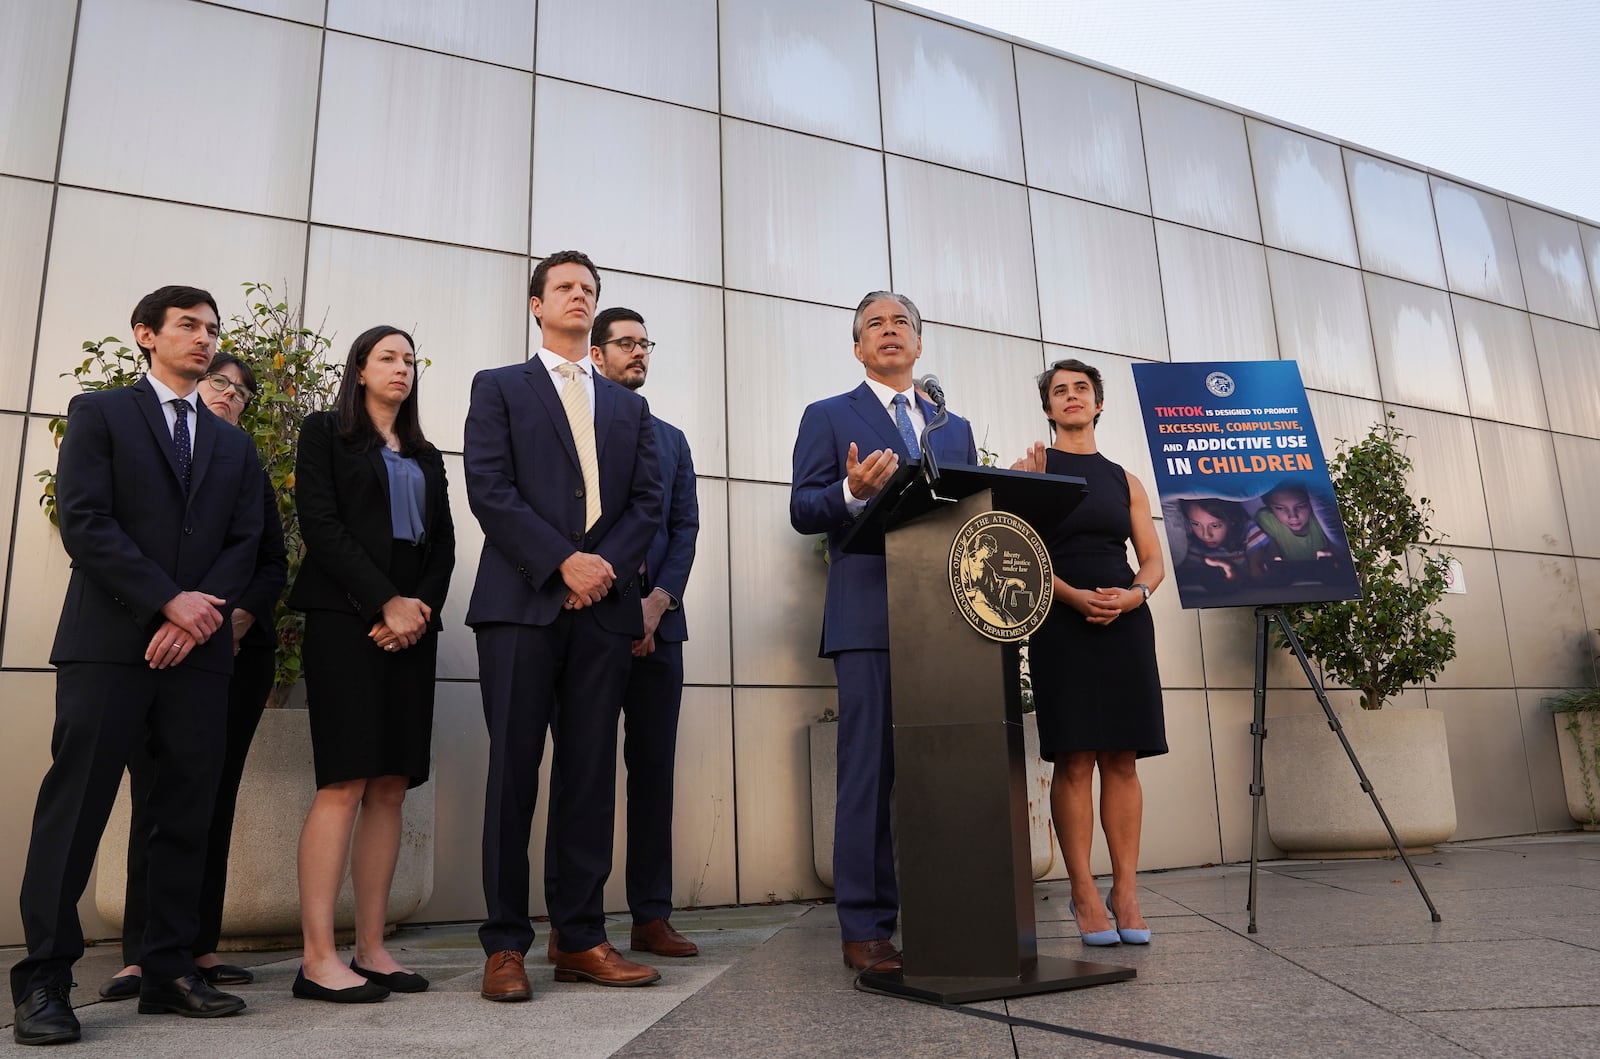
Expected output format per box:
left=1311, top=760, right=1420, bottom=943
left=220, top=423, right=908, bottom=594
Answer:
left=1245, top=606, right=1442, bottom=932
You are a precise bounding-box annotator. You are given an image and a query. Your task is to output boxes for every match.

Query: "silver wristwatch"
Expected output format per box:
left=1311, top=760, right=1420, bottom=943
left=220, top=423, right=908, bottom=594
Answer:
left=1133, top=583, right=1151, bottom=603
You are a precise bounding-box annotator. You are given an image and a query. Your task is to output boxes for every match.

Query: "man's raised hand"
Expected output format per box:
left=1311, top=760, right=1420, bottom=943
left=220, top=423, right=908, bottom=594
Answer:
left=846, top=442, right=899, bottom=502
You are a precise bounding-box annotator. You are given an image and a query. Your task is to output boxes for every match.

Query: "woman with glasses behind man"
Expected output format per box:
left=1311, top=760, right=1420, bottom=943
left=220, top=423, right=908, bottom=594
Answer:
left=100, top=352, right=288, bottom=1000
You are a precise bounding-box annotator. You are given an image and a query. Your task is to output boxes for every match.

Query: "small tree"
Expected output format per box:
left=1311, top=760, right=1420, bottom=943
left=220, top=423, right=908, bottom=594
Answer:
left=38, top=282, right=339, bottom=703
left=219, top=284, right=341, bottom=699
left=1545, top=630, right=1600, bottom=827
left=1280, top=414, right=1456, bottom=709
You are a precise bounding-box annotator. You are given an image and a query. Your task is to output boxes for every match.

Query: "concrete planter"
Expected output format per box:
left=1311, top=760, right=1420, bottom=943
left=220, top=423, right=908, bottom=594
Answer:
left=96, top=707, right=434, bottom=948
left=1552, top=711, right=1600, bottom=830
left=809, top=715, right=1057, bottom=887
left=809, top=722, right=837, bottom=888
left=1265, top=708, right=1456, bottom=857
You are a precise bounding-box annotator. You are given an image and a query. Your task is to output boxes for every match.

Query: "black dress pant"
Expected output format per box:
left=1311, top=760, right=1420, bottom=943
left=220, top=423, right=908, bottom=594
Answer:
left=121, top=641, right=273, bottom=964
left=10, top=662, right=226, bottom=1005
left=476, top=612, right=631, bottom=957
left=545, top=638, right=685, bottom=924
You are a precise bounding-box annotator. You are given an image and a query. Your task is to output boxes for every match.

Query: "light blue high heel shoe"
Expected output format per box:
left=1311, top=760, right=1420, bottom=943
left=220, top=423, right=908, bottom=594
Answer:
left=1108, top=900, right=1151, bottom=945
left=1068, top=898, right=1121, bottom=946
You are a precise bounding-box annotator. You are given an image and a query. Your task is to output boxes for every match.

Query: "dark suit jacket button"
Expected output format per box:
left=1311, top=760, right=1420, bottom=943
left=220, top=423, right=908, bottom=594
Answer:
left=574, top=487, right=584, bottom=498
left=184, top=526, right=193, bottom=535
left=570, top=531, right=582, bottom=542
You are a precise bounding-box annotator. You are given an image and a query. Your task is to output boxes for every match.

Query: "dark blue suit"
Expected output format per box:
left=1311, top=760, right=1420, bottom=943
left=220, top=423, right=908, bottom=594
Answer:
left=464, top=356, right=662, bottom=956
left=122, top=470, right=288, bottom=964
left=790, top=382, right=976, bottom=942
left=11, top=378, right=262, bottom=1003
left=545, top=417, right=698, bottom=924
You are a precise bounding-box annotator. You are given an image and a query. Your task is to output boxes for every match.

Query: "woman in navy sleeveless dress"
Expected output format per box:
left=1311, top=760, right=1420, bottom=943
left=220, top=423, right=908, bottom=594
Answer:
left=1017, top=358, right=1166, bottom=946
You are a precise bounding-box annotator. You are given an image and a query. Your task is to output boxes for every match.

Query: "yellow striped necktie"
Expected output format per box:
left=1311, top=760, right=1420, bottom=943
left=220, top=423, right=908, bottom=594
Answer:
left=556, top=362, right=602, bottom=530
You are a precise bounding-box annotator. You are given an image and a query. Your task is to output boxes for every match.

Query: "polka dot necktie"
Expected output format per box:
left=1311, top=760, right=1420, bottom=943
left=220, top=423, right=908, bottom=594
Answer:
left=170, top=398, right=192, bottom=492
left=893, top=393, right=921, bottom=459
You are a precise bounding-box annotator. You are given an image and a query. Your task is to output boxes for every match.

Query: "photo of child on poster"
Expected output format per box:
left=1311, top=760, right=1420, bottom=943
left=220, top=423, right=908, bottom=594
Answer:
left=1131, top=361, right=1361, bottom=610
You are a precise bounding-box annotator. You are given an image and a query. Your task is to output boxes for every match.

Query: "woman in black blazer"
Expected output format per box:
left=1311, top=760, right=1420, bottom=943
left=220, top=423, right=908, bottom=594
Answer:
left=288, top=325, right=454, bottom=1003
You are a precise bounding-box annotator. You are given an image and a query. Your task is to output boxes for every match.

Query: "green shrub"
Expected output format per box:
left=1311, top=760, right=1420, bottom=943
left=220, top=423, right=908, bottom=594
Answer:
left=1279, top=414, right=1456, bottom=709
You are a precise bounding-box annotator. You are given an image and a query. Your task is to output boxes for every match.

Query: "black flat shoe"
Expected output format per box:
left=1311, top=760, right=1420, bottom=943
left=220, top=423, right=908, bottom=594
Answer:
left=137, top=973, right=245, bottom=1018
left=350, top=958, right=429, bottom=993
left=98, top=973, right=141, bottom=1001
left=13, top=985, right=80, bottom=1046
left=198, top=963, right=255, bottom=986
left=291, top=968, right=389, bottom=1004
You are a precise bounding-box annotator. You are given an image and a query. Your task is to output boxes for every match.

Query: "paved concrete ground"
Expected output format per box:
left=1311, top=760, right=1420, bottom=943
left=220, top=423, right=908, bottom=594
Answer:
left=7, top=833, right=1597, bottom=1057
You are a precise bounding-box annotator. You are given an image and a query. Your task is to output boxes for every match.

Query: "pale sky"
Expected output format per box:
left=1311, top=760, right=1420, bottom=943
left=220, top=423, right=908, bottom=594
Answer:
left=912, top=0, right=1600, bottom=224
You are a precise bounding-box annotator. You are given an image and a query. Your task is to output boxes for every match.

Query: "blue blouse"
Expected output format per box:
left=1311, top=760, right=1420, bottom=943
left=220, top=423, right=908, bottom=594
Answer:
left=381, top=448, right=427, bottom=544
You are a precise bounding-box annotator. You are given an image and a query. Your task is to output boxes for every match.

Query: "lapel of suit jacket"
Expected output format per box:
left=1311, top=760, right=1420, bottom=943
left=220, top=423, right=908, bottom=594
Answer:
left=187, top=403, right=219, bottom=501
left=421, top=449, right=442, bottom=536
left=847, top=381, right=911, bottom=459
left=592, top=372, right=616, bottom=464
left=132, top=377, right=190, bottom=494
left=365, top=443, right=392, bottom=513
left=522, top=357, right=583, bottom=473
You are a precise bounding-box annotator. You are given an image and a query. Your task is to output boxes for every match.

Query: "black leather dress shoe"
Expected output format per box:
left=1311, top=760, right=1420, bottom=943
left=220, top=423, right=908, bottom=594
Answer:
left=13, top=985, right=81, bottom=1045
left=291, top=968, right=388, bottom=1004
left=98, top=973, right=141, bottom=1001
left=197, top=964, right=254, bottom=986
left=349, top=959, right=429, bottom=993
left=137, top=973, right=246, bottom=1018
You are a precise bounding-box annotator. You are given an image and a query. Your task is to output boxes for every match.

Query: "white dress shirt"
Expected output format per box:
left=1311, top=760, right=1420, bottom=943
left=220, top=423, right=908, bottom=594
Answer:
left=147, top=373, right=202, bottom=461
left=843, top=378, right=925, bottom=513
left=533, top=347, right=596, bottom=408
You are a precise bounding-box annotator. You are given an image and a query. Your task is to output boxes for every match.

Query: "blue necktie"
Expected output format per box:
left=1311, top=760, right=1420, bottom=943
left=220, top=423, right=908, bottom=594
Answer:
left=170, top=398, right=192, bottom=492
left=892, top=393, right=921, bottom=459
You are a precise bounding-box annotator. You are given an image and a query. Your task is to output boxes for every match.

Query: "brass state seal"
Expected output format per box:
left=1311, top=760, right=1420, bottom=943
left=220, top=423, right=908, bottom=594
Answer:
left=948, top=511, right=1052, bottom=642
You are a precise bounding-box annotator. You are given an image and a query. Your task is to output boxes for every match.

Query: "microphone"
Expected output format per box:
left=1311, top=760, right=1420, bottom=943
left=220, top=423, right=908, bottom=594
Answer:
left=914, top=374, right=950, bottom=489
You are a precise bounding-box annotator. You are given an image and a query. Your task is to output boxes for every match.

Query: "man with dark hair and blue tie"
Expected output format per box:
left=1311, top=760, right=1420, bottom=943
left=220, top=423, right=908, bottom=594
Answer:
left=11, top=286, right=263, bottom=1045
left=789, top=291, right=977, bottom=973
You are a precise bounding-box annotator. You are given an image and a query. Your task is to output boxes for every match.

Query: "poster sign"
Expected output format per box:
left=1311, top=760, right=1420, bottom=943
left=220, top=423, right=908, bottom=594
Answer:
left=1130, top=361, right=1361, bottom=610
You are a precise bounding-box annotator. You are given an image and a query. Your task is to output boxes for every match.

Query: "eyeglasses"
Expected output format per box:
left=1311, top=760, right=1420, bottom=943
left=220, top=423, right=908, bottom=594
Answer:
left=202, top=373, right=254, bottom=407
left=601, top=337, right=656, bottom=355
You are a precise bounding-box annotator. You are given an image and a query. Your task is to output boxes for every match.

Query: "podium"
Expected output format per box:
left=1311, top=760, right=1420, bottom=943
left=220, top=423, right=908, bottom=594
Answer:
left=841, top=462, right=1136, bottom=1003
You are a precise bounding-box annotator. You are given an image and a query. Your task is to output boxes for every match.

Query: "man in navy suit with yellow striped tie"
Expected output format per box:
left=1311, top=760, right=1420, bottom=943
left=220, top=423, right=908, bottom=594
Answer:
left=542, top=307, right=700, bottom=961
left=464, top=252, right=664, bottom=1000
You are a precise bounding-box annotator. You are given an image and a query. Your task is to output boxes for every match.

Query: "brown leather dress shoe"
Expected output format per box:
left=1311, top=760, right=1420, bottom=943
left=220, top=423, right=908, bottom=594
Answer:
left=546, top=927, right=558, bottom=964
left=842, top=939, right=903, bottom=973
left=630, top=919, right=698, bottom=958
left=552, top=942, right=661, bottom=987
left=481, top=950, right=532, bottom=1002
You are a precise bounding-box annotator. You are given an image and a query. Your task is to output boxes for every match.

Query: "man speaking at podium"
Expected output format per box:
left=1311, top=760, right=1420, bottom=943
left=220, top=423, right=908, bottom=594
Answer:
left=790, top=292, right=977, bottom=973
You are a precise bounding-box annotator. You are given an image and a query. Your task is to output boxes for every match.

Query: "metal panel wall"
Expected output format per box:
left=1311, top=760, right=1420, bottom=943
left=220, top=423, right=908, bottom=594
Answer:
left=2, top=0, right=1598, bottom=945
